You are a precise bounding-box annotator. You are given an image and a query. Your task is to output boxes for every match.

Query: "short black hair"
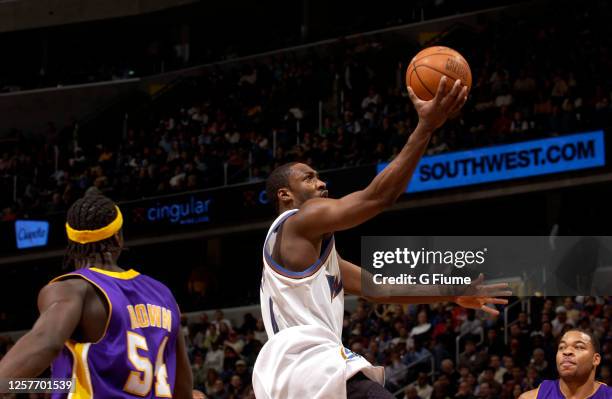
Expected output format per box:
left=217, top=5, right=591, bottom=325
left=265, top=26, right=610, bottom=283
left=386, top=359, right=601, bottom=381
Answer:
left=265, top=162, right=298, bottom=212
left=64, top=194, right=122, bottom=269
left=559, top=329, right=600, bottom=354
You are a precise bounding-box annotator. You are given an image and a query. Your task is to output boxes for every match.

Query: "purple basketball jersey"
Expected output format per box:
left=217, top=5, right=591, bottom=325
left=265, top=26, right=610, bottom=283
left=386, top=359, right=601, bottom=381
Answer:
left=536, top=380, right=612, bottom=398
left=49, top=267, right=180, bottom=398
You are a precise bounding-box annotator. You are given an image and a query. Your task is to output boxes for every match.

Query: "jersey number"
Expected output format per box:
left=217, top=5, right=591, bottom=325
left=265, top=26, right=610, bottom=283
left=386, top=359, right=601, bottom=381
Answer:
left=123, top=331, right=172, bottom=397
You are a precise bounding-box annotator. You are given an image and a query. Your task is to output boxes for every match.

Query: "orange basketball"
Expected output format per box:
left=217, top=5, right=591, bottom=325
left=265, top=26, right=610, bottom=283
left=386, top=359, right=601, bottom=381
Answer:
left=406, top=46, right=472, bottom=101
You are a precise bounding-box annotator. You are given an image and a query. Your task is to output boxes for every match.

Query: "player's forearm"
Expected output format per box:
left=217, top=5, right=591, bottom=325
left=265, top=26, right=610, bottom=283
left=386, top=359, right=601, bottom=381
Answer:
left=343, top=259, right=455, bottom=302
left=0, top=331, right=62, bottom=378
left=365, top=295, right=456, bottom=305
left=362, top=122, right=433, bottom=207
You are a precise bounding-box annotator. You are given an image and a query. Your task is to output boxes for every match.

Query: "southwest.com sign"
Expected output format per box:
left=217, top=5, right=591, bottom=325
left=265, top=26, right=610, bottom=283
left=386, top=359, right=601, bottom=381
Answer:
left=377, top=130, right=606, bottom=193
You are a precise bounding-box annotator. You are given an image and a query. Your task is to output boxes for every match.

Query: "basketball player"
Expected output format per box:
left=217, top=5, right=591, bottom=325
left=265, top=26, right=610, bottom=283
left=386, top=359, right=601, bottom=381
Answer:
left=0, top=194, right=194, bottom=398
left=520, top=329, right=611, bottom=399
left=254, top=78, right=512, bottom=399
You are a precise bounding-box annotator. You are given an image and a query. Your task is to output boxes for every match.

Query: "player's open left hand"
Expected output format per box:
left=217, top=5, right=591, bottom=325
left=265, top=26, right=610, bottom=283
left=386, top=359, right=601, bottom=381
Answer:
left=407, top=76, right=468, bottom=131
left=454, top=273, right=512, bottom=316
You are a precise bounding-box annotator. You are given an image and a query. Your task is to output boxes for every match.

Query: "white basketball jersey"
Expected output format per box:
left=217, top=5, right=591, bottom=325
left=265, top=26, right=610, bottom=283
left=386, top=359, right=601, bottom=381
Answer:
left=255, top=209, right=384, bottom=399
left=260, top=209, right=344, bottom=340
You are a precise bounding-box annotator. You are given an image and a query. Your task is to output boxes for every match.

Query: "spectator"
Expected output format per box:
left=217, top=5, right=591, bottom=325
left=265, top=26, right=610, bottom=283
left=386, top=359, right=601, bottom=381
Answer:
left=552, top=306, right=574, bottom=337
left=509, top=111, right=531, bottom=136
left=404, top=338, right=432, bottom=368
left=385, top=351, right=408, bottom=392
left=204, top=341, right=224, bottom=374
left=475, top=382, right=493, bottom=399
left=439, top=359, right=460, bottom=395
left=529, top=348, right=551, bottom=378
left=409, top=372, right=433, bottom=399
left=563, top=297, right=581, bottom=325
left=192, top=351, right=207, bottom=390
left=208, top=378, right=228, bottom=399
left=224, top=330, right=245, bottom=355
left=458, top=341, right=487, bottom=374
left=477, top=367, right=502, bottom=397
left=487, top=355, right=506, bottom=384
left=431, top=379, right=452, bottom=399
left=253, top=319, right=268, bottom=344
left=404, top=385, right=424, bottom=399
left=227, top=374, right=244, bottom=397
left=204, top=324, right=219, bottom=350
left=455, top=381, right=476, bottom=399
left=213, top=310, right=232, bottom=331
left=204, top=369, right=220, bottom=396
left=233, top=359, right=252, bottom=387
left=459, top=310, right=483, bottom=341
left=241, top=330, right=263, bottom=366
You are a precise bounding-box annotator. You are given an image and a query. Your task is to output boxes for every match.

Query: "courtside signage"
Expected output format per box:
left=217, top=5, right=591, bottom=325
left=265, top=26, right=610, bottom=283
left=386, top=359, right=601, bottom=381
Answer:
left=377, top=130, right=605, bottom=193
left=15, top=220, right=49, bottom=249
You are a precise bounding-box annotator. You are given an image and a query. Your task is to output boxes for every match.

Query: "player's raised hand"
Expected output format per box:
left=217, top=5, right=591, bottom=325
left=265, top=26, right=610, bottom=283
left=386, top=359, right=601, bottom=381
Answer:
left=407, top=76, right=468, bottom=131
left=454, top=273, right=512, bottom=316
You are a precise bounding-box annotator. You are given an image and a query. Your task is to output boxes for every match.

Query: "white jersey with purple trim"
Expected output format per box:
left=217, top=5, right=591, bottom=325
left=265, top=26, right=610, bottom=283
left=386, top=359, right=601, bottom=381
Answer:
left=260, top=208, right=344, bottom=339
left=254, top=209, right=385, bottom=399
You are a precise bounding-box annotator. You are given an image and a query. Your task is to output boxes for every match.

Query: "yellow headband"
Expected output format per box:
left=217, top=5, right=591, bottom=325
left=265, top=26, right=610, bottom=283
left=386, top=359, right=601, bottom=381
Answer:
left=66, top=206, right=123, bottom=244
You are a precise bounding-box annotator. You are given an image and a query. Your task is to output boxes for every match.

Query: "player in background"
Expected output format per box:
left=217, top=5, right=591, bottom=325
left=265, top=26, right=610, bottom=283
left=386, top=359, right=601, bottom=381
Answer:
left=255, top=78, right=512, bottom=399
left=0, top=194, right=194, bottom=399
left=520, top=329, right=611, bottom=399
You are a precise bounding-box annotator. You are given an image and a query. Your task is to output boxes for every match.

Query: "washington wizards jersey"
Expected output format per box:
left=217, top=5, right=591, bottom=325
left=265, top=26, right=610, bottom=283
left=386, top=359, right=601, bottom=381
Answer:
left=536, top=380, right=611, bottom=398
left=49, top=267, right=180, bottom=399
left=255, top=210, right=385, bottom=398
left=260, top=209, right=345, bottom=341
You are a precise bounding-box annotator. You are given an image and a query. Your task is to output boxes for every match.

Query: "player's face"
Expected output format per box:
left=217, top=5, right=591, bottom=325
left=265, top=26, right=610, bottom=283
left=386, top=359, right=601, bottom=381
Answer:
left=287, top=163, right=328, bottom=206
left=556, top=331, right=601, bottom=379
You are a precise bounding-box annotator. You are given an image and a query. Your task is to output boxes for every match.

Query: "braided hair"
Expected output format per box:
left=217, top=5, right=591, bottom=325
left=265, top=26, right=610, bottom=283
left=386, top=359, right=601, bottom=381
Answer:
left=64, top=194, right=123, bottom=269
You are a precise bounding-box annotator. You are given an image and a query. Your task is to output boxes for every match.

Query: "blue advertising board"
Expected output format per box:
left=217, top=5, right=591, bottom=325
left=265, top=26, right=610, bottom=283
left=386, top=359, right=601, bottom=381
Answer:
left=15, top=220, right=50, bottom=249
left=377, top=131, right=606, bottom=193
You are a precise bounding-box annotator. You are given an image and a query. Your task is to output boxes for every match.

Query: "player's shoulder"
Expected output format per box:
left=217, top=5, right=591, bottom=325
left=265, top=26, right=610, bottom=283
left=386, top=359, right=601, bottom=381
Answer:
left=43, top=274, right=90, bottom=293
left=38, top=275, right=90, bottom=309
left=138, top=273, right=178, bottom=299
left=138, top=272, right=172, bottom=290
left=518, top=388, right=539, bottom=399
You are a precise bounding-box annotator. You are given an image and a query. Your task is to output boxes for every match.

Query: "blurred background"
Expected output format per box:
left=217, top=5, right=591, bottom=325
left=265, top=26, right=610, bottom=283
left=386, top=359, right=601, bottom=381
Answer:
left=1, top=0, right=611, bottom=397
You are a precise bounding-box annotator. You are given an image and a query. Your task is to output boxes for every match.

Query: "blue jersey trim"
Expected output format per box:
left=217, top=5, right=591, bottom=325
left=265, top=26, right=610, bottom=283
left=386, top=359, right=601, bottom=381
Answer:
left=269, top=298, right=280, bottom=334
left=263, top=210, right=335, bottom=279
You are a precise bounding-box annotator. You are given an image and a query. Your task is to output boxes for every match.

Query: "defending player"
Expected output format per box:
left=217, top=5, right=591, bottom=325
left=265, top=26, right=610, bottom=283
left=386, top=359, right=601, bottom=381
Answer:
left=254, top=78, right=512, bottom=399
left=0, top=194, right=193, bottom=399
left=520, top=329, right=611, bottom=399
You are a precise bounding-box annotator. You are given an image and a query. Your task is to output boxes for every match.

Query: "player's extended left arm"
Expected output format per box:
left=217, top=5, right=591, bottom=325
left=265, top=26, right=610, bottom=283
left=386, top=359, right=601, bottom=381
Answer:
left=0, top=280, right=85, bottom=378
left=338, top=255, right=510, bottom=315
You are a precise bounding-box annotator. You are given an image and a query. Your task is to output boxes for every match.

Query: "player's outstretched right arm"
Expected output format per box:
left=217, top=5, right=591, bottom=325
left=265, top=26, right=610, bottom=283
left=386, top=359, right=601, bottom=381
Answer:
left=0, top=279, right=86, bottom=378
left=291, top=78, right=468, bottom=239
